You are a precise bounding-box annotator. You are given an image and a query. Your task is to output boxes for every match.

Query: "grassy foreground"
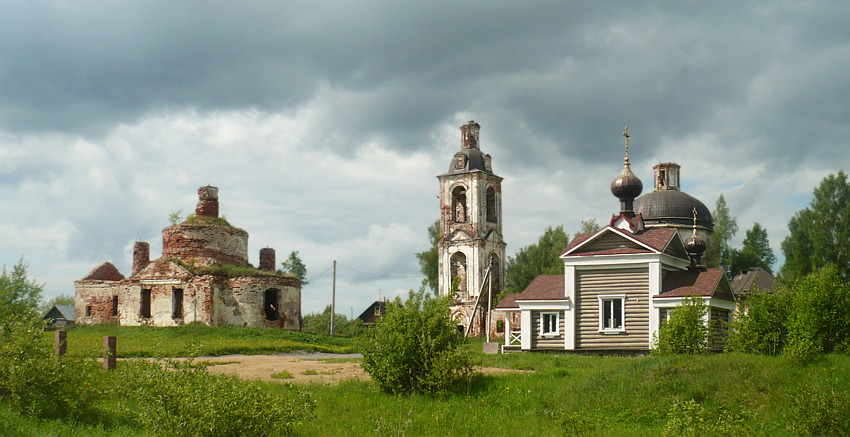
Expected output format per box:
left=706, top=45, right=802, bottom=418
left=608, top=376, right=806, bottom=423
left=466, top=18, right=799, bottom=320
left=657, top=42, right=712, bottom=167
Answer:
left=14, top=328, right=850, bottom=435
left=41, top=323, right=357, bottom=357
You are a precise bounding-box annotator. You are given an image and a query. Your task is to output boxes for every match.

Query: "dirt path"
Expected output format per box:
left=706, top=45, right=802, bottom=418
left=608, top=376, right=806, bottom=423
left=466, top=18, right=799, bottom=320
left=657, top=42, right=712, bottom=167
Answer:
left=195, top=353, right=528, bottom=384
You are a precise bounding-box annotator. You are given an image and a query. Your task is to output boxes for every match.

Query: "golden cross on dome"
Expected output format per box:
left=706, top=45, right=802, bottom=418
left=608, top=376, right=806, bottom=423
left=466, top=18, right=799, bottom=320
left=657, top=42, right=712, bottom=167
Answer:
left=622, top=126, right=630, bottom=158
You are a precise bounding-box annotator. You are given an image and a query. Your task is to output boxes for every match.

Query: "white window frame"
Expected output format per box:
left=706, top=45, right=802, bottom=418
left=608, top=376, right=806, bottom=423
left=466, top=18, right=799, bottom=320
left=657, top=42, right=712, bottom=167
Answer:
left=540, top=312, right=559, bottom=337
left=598, top=295, right=626, bottom=333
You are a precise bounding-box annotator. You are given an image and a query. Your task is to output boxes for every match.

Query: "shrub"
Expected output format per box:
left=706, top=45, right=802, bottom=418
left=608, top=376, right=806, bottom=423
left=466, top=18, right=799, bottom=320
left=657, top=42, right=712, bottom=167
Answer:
left=785, top=384, right=850, bottom=435
left=115, top=359, right=313, bottom=436
left=785, top=266, right=850, bottom=362
left=727, top=287, right=792, bottom=355
left=359, top=287, right=477, bottom=395
left=654, top=297, right=710, bottom=355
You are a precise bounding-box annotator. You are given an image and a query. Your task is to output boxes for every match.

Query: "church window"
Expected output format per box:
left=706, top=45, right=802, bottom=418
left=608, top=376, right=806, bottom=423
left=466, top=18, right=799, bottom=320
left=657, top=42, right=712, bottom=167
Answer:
left=599, top=295, right=625, bottom=332
left=264, top=289, right=280, bottom=321
left=541, top=312, right=559, bottom=336
left=451, top=186, right=467, bottom=222
left=486, top=187, right=497, bottom=223
left=140, top=289, right=151, bottom=319
left=450, top=252, right=467, bottom=295
left=172, top=288, right=184, bottom=319
left=85, top=305, right=92, bottom=317
left=112, top=295, right=118, bottom=317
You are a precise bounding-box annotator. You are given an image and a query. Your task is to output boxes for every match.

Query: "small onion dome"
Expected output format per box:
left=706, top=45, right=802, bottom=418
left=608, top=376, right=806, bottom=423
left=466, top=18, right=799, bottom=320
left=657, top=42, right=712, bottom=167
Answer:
left=610, top=165, right=644, bottom=201
left=685, top=233, right=707, bottom=257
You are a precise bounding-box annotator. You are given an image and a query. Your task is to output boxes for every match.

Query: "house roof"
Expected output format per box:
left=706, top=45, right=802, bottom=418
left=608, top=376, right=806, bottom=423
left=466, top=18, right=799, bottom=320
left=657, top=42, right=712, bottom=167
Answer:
left=43, top=304, right=76, bottom=321
left=562, top=227, right=679, bottom=257
left=356, top=301, right=387, bottom=324
left=497, top=275, right=565, bottom=308
left=730, top=267, right=775, bottom=295
left=656, top=267, right=735, bottom=302
left=80, top=261, right=125, bottom=281
left=495, top=293, right=521, bottom=310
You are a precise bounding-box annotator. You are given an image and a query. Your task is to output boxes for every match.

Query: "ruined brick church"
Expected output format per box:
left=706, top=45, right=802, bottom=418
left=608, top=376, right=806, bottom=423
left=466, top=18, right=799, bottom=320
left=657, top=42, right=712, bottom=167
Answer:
left=75, top=186, right=301, bottom=329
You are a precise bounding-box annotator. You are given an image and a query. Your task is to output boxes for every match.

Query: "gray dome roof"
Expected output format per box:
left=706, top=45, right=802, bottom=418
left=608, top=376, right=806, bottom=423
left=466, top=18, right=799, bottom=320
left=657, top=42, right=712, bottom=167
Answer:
left=446, top=148, right=493, bottom=174
left=610, top=165, right=643, bottom=200
left=634, top=190, right=713, bottom=231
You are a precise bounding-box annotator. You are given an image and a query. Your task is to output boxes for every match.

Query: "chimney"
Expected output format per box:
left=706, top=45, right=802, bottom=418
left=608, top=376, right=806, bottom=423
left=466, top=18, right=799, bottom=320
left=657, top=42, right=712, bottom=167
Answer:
left=132, top=241, right=150, bottom=276
left=259, top=248, right=276, bottom=271
left=460, top=121, right=481, bottom=149
left=195, top=186, right=219, bottom=218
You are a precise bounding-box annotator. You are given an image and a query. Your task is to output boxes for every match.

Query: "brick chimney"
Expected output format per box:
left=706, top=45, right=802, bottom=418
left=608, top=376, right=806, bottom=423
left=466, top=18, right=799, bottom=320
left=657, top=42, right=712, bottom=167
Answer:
left=132, top=241, right=150, bottom=276
left=259, top=248, right=276, bottom=271
left=195, top=186, right=219, bottom=218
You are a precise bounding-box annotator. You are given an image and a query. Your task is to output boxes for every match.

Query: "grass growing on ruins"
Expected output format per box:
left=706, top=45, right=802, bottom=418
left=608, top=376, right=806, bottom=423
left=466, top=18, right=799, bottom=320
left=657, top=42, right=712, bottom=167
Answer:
left=43, top=323, right=357, bottom=357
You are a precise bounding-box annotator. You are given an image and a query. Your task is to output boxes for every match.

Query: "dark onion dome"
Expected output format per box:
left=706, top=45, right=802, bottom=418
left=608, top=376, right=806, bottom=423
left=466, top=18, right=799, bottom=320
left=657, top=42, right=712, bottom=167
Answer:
left=610, top=164, right=643, bottom=200
left=685, top=233, right=707, bottom=256
left=634, top=190, right=713, bottom=231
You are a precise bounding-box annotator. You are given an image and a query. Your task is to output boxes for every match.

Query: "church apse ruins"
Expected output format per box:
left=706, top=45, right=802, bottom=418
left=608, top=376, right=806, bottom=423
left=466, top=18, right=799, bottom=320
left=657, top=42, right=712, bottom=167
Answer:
left=75, top=186, right=301, bottom=329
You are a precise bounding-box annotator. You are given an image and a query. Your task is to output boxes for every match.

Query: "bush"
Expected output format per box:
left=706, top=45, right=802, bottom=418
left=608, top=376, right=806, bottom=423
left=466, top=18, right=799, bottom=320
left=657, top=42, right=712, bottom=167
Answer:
left=115, top=359, right=314, bottom=436
left=727, top=288, right=792, bottom=355
left=301, top=306, right=364, bottom=337
left=785, top=266, right=850, bottom=362
left=654, top=297, right=710, bottom=355
left=359, top=287, right=477, bottom=395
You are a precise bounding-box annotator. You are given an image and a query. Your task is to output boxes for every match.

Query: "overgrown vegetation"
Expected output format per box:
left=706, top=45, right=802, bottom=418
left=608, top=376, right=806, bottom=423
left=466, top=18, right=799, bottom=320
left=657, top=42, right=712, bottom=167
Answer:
left=301, top=305, right=364, bottom=336
left=359, top=287, right=477, bottom=395
left=165, top=258, right=295, bottom=279
left=183, top=213, right=240, bottom=229
left=730, top=266, right=850, bottom=363
left=654, top=297, right=710, bottom=355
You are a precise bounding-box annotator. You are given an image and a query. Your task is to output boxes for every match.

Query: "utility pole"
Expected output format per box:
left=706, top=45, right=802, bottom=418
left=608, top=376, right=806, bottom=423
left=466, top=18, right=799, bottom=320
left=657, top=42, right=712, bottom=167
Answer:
left=330, top=260, right=336, bottom=335
left=486, top=259, right=493, bottom=343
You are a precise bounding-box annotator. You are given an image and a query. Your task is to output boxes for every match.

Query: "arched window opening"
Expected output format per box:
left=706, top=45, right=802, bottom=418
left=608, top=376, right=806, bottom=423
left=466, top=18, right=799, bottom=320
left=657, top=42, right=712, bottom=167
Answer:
left=488, top=253, right=501, bottom=302
left=451, top=186, right=467, bottom=223
left=264, top=289, right=280, bottom=321
left=486, top=187, right=497, bottom=223
left=450, top=252, right=467, bottom=296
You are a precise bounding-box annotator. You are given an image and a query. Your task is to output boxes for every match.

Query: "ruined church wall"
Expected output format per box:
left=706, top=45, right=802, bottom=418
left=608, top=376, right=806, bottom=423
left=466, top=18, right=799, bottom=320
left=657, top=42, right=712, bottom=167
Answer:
left=74, top=281, right=120, bottom=324
left=161, top=224, right=250, bottom=267
left=213, top=276, right=301, bottom=329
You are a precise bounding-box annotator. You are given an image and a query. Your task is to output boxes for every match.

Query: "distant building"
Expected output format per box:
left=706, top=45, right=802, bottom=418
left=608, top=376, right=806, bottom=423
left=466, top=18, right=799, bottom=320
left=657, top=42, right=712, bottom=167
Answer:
left=497, top=128, right=733, bottom=352
left=357, top=300, right=387, bottom=326
left=74, top=186, right=301, bottom=329
left=437, top=121, right=506, bottom=338
left=43, top=304, right=76, bottom=328
left=730, top=266, right=777, bottom=314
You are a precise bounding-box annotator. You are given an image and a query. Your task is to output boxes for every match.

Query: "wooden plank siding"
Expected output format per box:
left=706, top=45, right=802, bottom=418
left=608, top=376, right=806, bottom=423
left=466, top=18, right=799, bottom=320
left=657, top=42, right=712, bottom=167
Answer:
left=576, top=268, right=650, bottom=350
left=576, top=232, right=643, bottom=253
left=531, top=310, right=565, bottom=349
left=710, top=308, right=730, bottom=352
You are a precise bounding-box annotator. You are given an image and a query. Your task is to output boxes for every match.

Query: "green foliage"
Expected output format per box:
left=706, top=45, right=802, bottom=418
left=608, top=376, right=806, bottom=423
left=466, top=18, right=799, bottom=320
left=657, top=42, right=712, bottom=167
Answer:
left=279, top=251, right=308, bottom=285
left=785, top=266, right=850, bottom=362
left=301, top=305, right=364, bottom=336
left=781, top=170, right=850, bottom=282
left=704, top=194, right=737, bottom=270
left=654, top=297, right=710, bottom=355
left=166, top=258, right=293, bottom=279
left=578, top=218, right=600, bottom=235
left=115, top=359, right=313, bottom=436
left=415, top=219, right=440, bottom=295
left=168, top=209, right=182, bottom=225
left=728, top=288, right=792, bottom=355
left=729, top=222, right=776, bottom=276
left=502, top=226, right=570, bottom=302
left=0, top=258, right=44, bottom=319
left=359, top=287, right=477, bottom=395
left=184, top=213, right=238, bottom=229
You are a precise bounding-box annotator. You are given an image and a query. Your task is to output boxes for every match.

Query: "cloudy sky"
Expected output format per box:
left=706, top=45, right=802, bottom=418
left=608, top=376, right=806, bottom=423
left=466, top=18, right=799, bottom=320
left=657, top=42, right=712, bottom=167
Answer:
left=2, top=1, right=848, bottom=315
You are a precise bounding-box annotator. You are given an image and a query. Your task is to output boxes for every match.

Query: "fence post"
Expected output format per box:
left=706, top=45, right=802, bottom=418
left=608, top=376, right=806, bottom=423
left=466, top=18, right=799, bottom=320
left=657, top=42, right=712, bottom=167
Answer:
left=55, top=330, right=67, bottom=357
left=104, top=336, right=116, bottom=371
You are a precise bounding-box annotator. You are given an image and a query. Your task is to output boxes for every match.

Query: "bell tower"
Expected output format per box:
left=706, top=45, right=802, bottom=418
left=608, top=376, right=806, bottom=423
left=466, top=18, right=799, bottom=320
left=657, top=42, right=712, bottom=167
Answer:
left=437, top=121, right=506, bottom=337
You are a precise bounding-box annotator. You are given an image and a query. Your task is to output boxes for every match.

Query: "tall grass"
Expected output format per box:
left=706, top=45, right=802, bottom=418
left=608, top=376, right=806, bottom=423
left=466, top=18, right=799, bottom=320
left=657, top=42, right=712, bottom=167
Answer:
left=43, top=323, right=357, bottom=357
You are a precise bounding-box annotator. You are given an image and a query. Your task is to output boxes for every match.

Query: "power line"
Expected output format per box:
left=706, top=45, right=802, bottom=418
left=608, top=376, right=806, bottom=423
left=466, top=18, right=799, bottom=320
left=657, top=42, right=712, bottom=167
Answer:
left=305, top=265, right=334, bottom=283
left=336, top=262, right=425, bottom=280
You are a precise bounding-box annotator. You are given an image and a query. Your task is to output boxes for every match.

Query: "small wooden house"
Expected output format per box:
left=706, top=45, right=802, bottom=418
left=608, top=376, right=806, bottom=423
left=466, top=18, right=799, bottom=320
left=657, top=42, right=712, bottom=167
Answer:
left=43, top=304, right=76, bottom=328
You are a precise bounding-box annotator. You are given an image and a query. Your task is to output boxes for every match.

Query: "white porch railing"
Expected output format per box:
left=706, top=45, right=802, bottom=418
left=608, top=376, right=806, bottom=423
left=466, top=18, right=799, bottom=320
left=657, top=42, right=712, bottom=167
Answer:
left=507, top=330, right=521, bottom=346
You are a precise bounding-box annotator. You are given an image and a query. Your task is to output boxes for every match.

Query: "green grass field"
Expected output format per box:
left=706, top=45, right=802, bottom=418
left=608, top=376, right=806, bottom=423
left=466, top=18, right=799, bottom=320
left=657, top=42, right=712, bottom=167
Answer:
left=11, top=327, right=849, bottom=435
